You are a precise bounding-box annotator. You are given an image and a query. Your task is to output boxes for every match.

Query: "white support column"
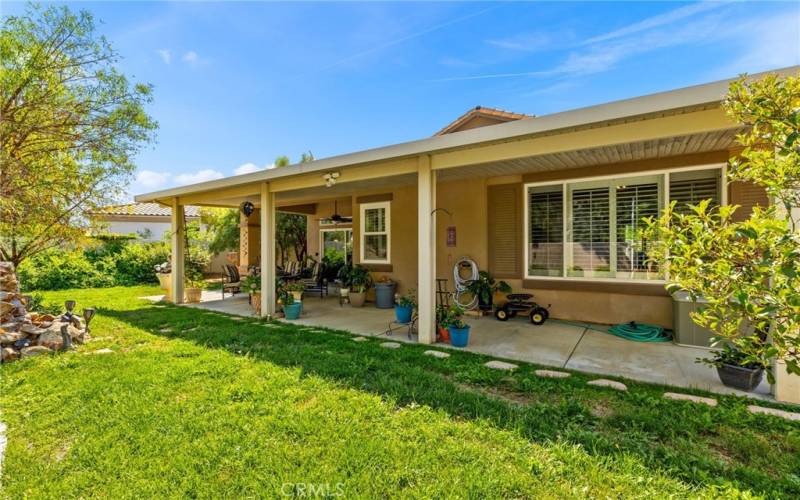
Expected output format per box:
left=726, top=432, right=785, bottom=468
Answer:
left=170, top=198, right=185, bottom=304
left=417, top=155, right=436, bottom=344
left=260, top=183, right=276, bottom=317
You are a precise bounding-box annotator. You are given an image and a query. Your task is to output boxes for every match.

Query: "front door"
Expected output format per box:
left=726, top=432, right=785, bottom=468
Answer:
left=320, top=229, right=352, bottom=265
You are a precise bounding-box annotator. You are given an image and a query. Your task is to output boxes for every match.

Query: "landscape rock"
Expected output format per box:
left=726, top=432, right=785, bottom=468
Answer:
left=380, top=342, right=401, bottom=349
left=20, top=345, right=53, bottom=358
left=747, top=405, right=800, bottom=421
left=424, top=350, right=450, bottom=359
left=485, top=360, right=518, bottom=371
left=37, top=329, right=65, bottom=350
left=663, top=392, right=717, bottom=407
left=535, top=369, right=571, bottom=379
left=352, top=336, right=367, bottom=342
left=587, top=379, right=628, bottom=391
left=89, top=348, right=115, bottom=355
left=1, top=347, right=19, bottom=362
left=21, top=324, right=47, bottom=335
left=0, top=332, right=22, bottom=345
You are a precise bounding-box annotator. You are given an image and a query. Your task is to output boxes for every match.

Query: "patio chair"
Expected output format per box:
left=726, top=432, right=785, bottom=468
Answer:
left=222, top=264, right=241, bottom=299
left=279, top=261, right=302, bottom=281
left=302, top=262, right=327, bottom=299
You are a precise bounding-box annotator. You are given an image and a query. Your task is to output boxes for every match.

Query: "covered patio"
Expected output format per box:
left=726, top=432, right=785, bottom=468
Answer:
left=146, top=290, right=772, bottom=399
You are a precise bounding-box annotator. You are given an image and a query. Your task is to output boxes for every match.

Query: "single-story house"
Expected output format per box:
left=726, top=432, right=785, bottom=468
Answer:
left=135, top=66, right=798, bottom=402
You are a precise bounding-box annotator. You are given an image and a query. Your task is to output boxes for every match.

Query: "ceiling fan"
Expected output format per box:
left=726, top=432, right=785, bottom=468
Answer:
left=317, top=200, right=352, bottom=225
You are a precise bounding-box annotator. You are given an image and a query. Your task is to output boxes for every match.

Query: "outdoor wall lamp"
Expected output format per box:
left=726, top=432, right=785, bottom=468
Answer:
left=240, top=201, right=255, bottom=217
left=322, top=171, right=340, bottom=187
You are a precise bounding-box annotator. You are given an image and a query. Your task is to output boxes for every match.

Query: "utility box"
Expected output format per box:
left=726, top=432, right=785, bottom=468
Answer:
left=672, top=292, right=716, bottom=347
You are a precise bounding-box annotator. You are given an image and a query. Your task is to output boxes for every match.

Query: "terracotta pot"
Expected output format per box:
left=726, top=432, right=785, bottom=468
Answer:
left=157, top=273, right=171, bottom=290
left=348, top=291, right=366, bottom=307
left=291, top=291, right=303, bottom=302
left=184, top=287, right=202, bottom=304
left=251, top=292, right=261, bottom=316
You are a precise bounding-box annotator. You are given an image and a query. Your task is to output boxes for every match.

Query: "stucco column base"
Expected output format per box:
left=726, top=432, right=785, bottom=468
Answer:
left=773, top=359, right=800, bottom=404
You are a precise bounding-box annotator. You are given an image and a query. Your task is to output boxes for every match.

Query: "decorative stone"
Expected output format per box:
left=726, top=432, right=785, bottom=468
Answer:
left=20, top=345, right=52, bottom=358
left=0, top=323, right=20, bottom=333
left=663, top=392, right=717, bottom=407
left=747, top=405, right=800, bottom=421
left=587, top=379, right=628, bottom=391
left=535, top=369, right=570, bottom=379
left=1, top=347, right=19, bottom=362
left=352, top=336, right=367, bottom=342
left=485, top=360, right=518, bottom=371
left=37, top=329, right=64, bottom=350
left=424, top=350, right=450, bottom=359
left=380, top=342, right=401, bottom=349
left=159, top=328, right=172, bottom=333
left=0, top=332, right=22, bottom=345
left=21, top=324, right=47, bottom=335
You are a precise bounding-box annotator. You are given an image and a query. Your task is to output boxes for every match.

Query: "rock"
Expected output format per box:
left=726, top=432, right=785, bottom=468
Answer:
left=1, top=347, right=19, bottom=362
left=485, top=360, right=518, bottom=371
left=0, top=332, right=22, bottom=345
left=587, top=379, right=628, bottom=391
left=424, top=350, right=450, bottom=359
left=21, top=324, right=47, bottom=335
left=37, top=329, right=64, bottom=350
left=0, top=323, right=20, bottom=333
left=159, top=328, right=173, bottom=333
left=663, top=392, right=717, bottom=407
left=352, top=336, right=367, bottom=342
left=747, top=405, right=800, bottom=421
left=380, top=342, right=402, bottom=349
left=88, top=348, right=114, bottom=355
left=535, top=369, right=571, bottom=379
left=0, top=302, right=14, bottom=316
left=20, top=345, right=52, bottom=358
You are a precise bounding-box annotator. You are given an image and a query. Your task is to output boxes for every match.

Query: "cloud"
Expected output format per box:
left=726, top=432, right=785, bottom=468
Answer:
left=174, top=169, right=224, bottom=185
left=136, top=170, right=171, bottom=188
left=156, top=49, right=171, bottom=64
left=717, top=11, right=800, bottom=75
left=486, top=32, right=552, bottom=52
left=182, top=51, right=200, bottom=67
left=234, top=163, right=263, bottom=175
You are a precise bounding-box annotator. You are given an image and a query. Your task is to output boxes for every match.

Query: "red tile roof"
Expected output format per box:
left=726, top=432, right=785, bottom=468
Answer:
left=435, top=106, right=533, bottom=136
left=92, top=202, right=201, bottom=218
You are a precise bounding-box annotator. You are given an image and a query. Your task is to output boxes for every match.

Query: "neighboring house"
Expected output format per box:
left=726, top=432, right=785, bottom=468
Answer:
left=92, top=202, right=202, bottom=242
left=135, top=67, right=797, bottom=401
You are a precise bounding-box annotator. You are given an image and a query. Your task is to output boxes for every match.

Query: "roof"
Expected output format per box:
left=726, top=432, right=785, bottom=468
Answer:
left=435, top=106, right=532, bottom=136
left=135, top=66, right=798, bottom=204
left=93, top=202, right=202, bottom=218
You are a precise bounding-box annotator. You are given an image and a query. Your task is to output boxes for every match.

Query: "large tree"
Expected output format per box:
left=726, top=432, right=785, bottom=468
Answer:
left=0, top=4, right=157, bottom=266
left=646, top=73, right=800, bottom=381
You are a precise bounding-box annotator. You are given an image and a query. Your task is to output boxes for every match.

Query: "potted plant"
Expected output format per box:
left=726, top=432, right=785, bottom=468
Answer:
left=699, top=343, right=766, bottom=392
left=242, top=274, right=261, bottom=313
left=436, top=304, right=450, bottom=343
left=465, top=271, right=511, bottom=311
left=154, top=261, right=171, bottom=290
left=281, top=289, right=302, bottom=320
left=395, top=288, right=416, bottom=324
left=347, top=265, right=372, bottom=307
left=184, top=272, right=205, bottom=304
left=337, top=263, right=353, bottom=298
left=286, top=281, right=305, bottom=302
left=442, top=304, right=470, bottom=347
left=374, top=275, right=396, bottom=309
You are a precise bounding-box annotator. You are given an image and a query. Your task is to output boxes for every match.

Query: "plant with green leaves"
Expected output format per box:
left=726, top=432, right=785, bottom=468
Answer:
left=396, top=288, right=416, bottom=309
left=242, top=274, right=261, bottom=294
left=348, top=265, right=372, bottom=293
left=465, top=271, right=511, bottom=307
left=441, top=304, right=467, bottom=329
left=645, top=73, right=800, bottom=381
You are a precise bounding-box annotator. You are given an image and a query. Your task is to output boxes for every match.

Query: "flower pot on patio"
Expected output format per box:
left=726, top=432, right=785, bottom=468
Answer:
left=157, top=272, right=171, bottom=290
left=374, top=282, right=396, bottom=309
left=348, top=292, right=366, bottom=307
left=284, top=302, right=302, bottom=320
left=184, top=287, right=202, bottom=304
left=251, top=292, right=261, bottom=316
left=290, top=291, right=303, bottom=302
left=716, top=363, right=764, bottom=392
left=449, top=325, right=470, bottom=348
left=395, top=305, right=413, bottom=324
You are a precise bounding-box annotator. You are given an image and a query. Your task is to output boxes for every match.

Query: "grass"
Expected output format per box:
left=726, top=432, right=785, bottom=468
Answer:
left=1, top=286, right=799, bottom=498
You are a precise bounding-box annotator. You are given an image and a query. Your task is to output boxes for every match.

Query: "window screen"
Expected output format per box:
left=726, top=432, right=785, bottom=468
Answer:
left=528, top=186, right=563, bottom=277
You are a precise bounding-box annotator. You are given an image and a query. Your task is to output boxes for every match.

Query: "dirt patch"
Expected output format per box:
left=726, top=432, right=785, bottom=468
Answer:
left=456, top=382, right=535, bottom=406
left=589, top=399, right=615, bottom=419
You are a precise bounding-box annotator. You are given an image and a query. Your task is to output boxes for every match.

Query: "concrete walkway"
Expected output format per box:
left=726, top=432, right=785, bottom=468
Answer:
left=144, top=292, right=773, bottom=400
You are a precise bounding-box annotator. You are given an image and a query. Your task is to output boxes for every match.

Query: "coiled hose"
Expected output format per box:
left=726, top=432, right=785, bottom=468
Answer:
left=552, top=319, right=672, bottom=342
left=452, top=256, right=479, bottom=310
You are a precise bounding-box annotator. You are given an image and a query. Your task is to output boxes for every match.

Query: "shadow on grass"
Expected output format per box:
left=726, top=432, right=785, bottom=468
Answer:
left=104, top=302, right=800, bottom=498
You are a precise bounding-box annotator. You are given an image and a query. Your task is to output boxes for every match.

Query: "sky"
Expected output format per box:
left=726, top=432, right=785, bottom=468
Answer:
left=4, top=1, right=800, bottom=200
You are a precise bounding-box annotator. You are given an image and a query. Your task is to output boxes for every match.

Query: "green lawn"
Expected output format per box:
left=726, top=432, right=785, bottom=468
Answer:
left=1, top=286, right=798, bottom=498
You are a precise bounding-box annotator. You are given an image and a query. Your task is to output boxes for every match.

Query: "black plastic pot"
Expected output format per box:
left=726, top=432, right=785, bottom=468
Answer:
left=477, top=294, right=493, bottom=311
left=716, top=363, right=764, bottom=392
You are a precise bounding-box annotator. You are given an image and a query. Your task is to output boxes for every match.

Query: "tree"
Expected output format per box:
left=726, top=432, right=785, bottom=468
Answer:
left=201, top=208, right=239, bottom=255
left=300, top=150, right=314, bottom=163
left=0, top=4, right=157, bottom=266
left=645, top=73, right=800, bottom=381
left=274, top=155, right=290, bottom=168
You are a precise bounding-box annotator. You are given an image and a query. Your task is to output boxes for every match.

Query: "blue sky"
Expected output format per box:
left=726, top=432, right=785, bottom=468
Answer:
left=5, top=1, right=800, bottom=199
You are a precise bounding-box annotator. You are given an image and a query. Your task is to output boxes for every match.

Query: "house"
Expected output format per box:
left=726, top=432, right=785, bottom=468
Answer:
left=135, top=66, right=798, bottom=402
left=92, top=202, right=202, bottom=242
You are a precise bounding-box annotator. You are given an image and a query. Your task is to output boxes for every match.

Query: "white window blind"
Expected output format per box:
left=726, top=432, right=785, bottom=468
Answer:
left=569, top=186, right=611, bottom=277
left=670, top=169, right=720, bottom=214
left=360, top=202, right=390, bottom=263
left=616, top=182, right=659, bottom=276
left=528, top=187, right=563, bottom=277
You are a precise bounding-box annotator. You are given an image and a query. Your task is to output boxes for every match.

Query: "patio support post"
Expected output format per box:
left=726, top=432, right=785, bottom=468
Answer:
left=170, top=197, right=185, bottom=304
left=417, top=155, right=436, bottom=344
left=260, top=182, right=276, bottom=317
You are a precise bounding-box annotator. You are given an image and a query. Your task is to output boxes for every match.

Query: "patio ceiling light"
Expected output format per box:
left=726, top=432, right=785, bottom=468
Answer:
left=323, top=171, right=340, bottom=187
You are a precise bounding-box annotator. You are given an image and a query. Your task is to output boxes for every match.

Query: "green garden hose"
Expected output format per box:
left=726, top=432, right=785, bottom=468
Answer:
left=551, top=319, right=672, bottom=343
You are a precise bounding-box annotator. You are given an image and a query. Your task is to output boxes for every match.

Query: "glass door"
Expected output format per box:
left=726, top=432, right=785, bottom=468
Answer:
left=320, top=229, right=352, bottom=266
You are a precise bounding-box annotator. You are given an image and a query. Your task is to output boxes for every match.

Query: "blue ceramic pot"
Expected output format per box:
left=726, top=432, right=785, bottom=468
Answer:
left=449, top=325, right=471, bottom=347
left=284, top=302, right=302, bottom=320
left=395, top=305, right=413, bottom=324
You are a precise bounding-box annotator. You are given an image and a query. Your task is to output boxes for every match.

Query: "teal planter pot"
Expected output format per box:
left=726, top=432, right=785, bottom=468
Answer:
left=449, top=325, right=471, bottom=348
left=284, top=302, right=302, bottom=320
left=395, top=305, right=413, bottom=324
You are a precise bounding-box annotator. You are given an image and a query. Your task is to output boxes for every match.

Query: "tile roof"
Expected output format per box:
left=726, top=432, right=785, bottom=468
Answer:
left=93, top=202, right=202, bottom=218
left=435, top=106, right=533, bottom=136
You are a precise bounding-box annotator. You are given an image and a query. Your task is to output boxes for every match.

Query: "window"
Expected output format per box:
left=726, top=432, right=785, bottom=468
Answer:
left=525, top=166, right=722, bottom=282
left=360, top=201, right=390, bottom=263
left=320, top=229, right=352, bottom=265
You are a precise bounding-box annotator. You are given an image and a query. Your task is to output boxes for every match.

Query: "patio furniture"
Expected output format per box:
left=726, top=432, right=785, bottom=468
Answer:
left=384, top=312, right=417, bottom=340
left=278, top=261, right=302, bottom=281
left=302, top=262, right=327, bottom=299
left=222, top=264, right=241, bottom=299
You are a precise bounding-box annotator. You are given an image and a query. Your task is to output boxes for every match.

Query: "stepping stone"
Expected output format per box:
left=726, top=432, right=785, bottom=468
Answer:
left=159, top=328, right=172, bottom=333
left=535, top=369, right=570, bottom=379
left=86, top=348, right=114, bottom=355
left=424, top=350, right=450, bottom=359
left=183, top=326, right=198, bottom=332
left=663, top=392, right=717, bottom=407
left=352, top=337, right=367, bottom=342
left=485, top=360, right=518, bottom=371
left=747, top=405, right=800, bottom=421
left=380, top=342, right=401, bottom=349
left=230, top=317, right=244, bottom=321
left=587, top=379, right=627, bottom=391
